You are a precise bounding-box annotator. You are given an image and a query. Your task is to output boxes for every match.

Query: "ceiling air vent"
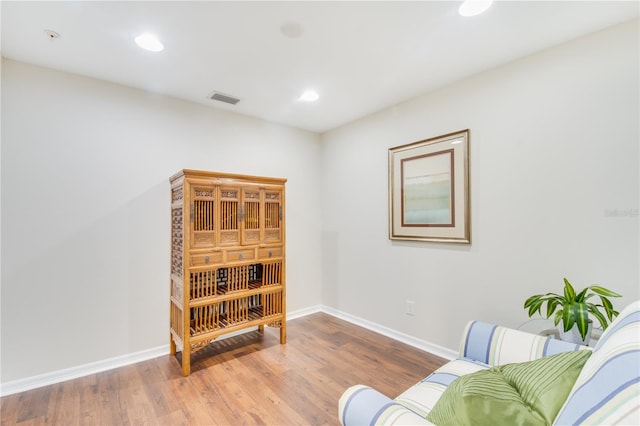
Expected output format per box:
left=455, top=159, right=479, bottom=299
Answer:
left=209, top=91, right=240, bottom=105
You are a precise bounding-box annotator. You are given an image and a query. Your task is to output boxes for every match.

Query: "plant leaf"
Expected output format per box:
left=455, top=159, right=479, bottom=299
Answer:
left=573, top=302, right=590, bottom=340
left=546, top=299, right=559, bottom=319
left=524, top=295, right=543, bottom=309
left=600, top=296, right=615, bottom=321
left=575, top=287, right=589, bottom=303
left=589, top=286, right=622, bottom=298
left=563, top=278, right=576, bottom=302
left=588, top=303, right=608, bottom=329
left=528, top=300, right=543, bottom=317
left=600, top=296, right=613, bottom=310
left=553, top=309, right=563, bottom=326
left=562, top=305, right=574, bottom=332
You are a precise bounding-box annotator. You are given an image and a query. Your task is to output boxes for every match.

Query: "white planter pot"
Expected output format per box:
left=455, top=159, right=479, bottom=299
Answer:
left=557, top=320, right=593, bottom=346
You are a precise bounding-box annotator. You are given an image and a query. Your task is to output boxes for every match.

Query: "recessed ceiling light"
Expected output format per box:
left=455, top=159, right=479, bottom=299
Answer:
left=458, top=0, right=493, bottom=17
left=44, top=29, right=61, bottom=41
left=135, top=33, right=164, bottom=52
left=280, top=22, right=304, bottom=39
left=298, top=90, right=319, bottom=102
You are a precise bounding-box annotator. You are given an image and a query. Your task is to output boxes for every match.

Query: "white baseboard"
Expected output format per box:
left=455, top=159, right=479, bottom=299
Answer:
left=0, top=304, right=456, bottom=396
left=288, top=304, right=323, bottom=319
left=318, top=305, right=458, bottom=361
left=0, top=345, right=169, bottom=397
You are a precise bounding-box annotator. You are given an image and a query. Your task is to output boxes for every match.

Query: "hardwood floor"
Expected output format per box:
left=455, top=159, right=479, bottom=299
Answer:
left=1, top=312, right=448, bottom=425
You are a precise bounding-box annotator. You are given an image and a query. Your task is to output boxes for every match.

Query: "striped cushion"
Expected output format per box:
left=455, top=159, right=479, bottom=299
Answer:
left=338, top=385, right=435, bottom=426
left=460, top=321, right=589, bottom=366
left=372, top=404, right=436, bottom=425
left=339, top=385, right=391, bottom=426
left=554, top=300, right=640, bottom=425
left=394, top=358, right=487, bottom=417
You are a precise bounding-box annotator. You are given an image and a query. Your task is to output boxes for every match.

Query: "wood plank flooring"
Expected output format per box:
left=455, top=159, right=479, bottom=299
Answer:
left=1, top=312, right=448, bottom=425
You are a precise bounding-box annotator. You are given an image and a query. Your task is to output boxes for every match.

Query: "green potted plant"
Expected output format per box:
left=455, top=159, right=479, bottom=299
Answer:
left=524, top=278, right=622, bottom=344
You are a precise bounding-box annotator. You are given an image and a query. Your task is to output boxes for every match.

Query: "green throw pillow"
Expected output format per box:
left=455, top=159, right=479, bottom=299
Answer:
left=426, top=350, right=592, bottom=426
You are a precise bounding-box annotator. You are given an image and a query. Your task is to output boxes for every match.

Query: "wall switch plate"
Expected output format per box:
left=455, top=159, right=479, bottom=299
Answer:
left=406, top=300, right=415, bottom=316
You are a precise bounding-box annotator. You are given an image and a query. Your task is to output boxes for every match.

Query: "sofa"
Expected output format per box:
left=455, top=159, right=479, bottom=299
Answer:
left=339, top=300, right=639, bottom=425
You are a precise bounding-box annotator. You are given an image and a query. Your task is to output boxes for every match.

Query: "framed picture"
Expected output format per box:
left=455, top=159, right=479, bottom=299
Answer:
left=389, top=129, right=470, bottom=243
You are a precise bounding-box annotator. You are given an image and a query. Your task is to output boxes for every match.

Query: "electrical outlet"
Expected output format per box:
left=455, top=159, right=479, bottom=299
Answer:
left=406, top=300, right=415, bottom=316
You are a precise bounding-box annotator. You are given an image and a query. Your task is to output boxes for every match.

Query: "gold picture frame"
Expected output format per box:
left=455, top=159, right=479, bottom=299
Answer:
left=389, top=130, right=470, bottom=243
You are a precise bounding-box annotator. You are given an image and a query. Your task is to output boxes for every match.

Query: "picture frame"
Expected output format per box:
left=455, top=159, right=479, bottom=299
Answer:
left=389, top=129, right=470, bottom=243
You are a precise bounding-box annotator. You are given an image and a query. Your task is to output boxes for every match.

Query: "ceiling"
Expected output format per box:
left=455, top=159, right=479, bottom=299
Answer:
left=2, top=1, right=638, bottom=134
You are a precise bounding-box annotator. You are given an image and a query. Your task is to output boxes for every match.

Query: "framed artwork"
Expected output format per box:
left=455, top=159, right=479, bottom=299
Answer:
left=389, top=129, right=470, bottom=243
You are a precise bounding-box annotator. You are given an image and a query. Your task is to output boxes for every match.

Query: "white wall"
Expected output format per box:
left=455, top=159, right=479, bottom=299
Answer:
left=0, top=59, right=322, bottom=383
left=2, top=18, right=639, bottom=388
left=321, top=20, right=639, bottom=350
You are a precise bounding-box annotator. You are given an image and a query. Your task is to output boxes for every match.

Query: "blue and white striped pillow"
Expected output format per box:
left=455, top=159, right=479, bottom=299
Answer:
left=554, top=300, right=640, bottom=425
left=460, top=320, right=587, bottom=366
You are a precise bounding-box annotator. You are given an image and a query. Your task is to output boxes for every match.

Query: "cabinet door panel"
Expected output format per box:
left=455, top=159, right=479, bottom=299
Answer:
left=190, top=185, right=216, bottom=249
left=219, top=187, right=240, bottom=246
left=264, top=189, right=283, bottom=243
left=241, top=188, right=261, bottom=245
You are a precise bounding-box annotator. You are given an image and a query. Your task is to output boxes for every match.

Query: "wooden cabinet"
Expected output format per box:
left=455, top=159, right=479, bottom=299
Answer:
left=169, top=169, right=286, bottom=376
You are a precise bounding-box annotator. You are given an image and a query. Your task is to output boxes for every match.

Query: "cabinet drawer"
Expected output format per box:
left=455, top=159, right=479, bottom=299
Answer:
left=258, top=246, right=283, bottom=259
left=191, top=252, right=223, bottom=266
left=226, top=249, right=255, bottom=262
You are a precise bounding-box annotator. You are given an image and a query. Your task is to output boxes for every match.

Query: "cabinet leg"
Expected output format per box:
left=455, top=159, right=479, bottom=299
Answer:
left=170, top=334, right=176, bottom=356
left=280, top=323, right=286, bottom=344
left=258, top=324, right=264, bottom=333
left=181, top=345, right=191, bottom=376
